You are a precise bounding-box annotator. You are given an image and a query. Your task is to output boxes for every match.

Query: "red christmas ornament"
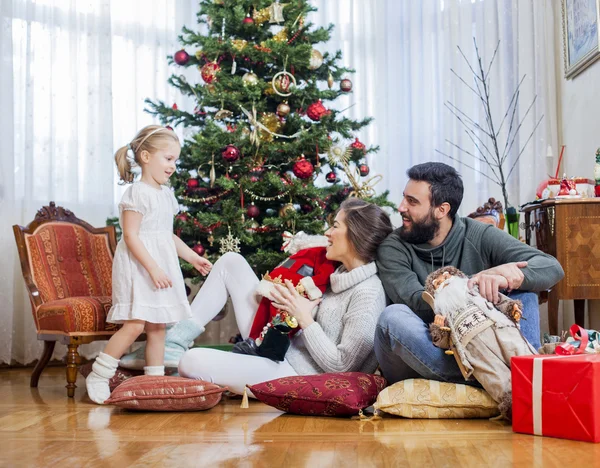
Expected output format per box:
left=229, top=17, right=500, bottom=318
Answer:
left=221, top=145, right=240, bottom=162
left=242, top=13, right=255, bottom=25
left=192, top=243, right=206, bottom=256
left=301, top=204, right=313, bottom=214
left=172, top=103, right=178, bottom=110
left=176, top=212, right=189, bottom=222
left=340, top=78, right=353, bottom=92
left=359, top=164, right=370, bottom=177
left=350, top=137, right=366, bottom=153
left=247, top=204, right=260, bottom=218
left=174, top=49, right=190, bottom=66
left=186, top=178, right=200, bottom=189
left=200, top=61, right=221, bottom=84
left=292, top=155, right=315, bottom=179
left=307, top=100, right=330, bottom=121
left=326, top=171, right=338, bottom=184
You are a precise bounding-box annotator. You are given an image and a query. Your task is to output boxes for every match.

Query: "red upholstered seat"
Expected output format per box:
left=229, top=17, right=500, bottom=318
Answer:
left=35, top=296, right=117, bottom=334
left=13, top=202, right=121, bottom=397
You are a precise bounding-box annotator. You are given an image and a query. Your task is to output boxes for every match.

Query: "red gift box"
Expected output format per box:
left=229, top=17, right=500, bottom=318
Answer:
left=512, top=354, right=600, bottom=442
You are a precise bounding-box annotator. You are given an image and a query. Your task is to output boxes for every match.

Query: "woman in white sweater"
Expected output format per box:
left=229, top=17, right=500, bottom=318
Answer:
left=131, top=199, right=392, bottom=395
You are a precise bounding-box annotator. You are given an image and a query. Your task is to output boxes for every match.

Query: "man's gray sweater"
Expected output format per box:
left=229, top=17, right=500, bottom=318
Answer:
left=376, top=216, right=564, bottom=322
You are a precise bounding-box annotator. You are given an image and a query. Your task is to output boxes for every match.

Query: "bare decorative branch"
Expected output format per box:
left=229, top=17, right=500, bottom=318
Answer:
left=438, top=39, right=543, bottom=209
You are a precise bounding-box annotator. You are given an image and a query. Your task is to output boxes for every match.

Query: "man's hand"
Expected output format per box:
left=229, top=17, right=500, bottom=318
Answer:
left=475, top=261, right=528, bottom=291
left=468, top=273, right=509, bottom=304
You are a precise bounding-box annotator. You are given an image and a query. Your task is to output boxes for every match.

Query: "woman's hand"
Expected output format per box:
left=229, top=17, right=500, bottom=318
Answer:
left=271, top=280, right=321, bottom=329
left=149, top=267, right=172, bottom=289
left=191, top=255, right=212, bottom=276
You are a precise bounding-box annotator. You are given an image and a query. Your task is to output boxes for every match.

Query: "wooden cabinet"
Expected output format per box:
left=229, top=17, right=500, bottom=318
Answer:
left=521, top=199, right=600, bottom=335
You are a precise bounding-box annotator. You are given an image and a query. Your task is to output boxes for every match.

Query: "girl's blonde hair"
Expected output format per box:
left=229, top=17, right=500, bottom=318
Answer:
left=114, top=125, right=180, bottom=183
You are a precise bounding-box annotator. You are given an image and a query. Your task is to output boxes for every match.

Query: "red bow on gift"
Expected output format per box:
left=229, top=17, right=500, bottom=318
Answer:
left=555, top=324, right=589, bottom=355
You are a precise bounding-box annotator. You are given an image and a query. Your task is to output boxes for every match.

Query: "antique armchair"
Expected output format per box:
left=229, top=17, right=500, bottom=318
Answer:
left=13, top=202, right=118, bottom=397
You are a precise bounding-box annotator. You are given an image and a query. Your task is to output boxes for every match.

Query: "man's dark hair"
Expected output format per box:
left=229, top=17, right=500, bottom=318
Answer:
left=407, top=162, right=464, bottom=218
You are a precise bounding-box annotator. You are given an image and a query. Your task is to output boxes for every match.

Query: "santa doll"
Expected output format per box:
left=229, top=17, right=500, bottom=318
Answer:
left=424, top=266, right=537, bottom=420
left=233, top=232, right=337, bottom=361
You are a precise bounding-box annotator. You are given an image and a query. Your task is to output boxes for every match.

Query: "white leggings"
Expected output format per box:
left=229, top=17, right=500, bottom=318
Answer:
left=179, top=252, right=298, bottom=395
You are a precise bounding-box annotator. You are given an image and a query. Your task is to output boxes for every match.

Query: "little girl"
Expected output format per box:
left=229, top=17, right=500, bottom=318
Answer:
left=86, top=125, right=212, bottom=404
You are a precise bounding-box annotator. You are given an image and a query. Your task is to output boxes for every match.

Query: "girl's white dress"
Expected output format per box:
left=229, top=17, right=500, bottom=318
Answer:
left=107, top=181, right=192, bottom=324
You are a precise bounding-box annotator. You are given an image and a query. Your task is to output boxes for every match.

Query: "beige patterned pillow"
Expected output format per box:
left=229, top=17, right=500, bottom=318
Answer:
left=374, top=379, right=499, bottom=419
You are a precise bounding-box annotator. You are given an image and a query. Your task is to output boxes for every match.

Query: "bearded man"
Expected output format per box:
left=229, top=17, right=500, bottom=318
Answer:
left=374, top=162, right=564, bottom=385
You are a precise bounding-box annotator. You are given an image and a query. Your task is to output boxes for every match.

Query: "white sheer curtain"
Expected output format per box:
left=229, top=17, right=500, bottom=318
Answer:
left=313, top=0, right=558, bottom=220
left=1, top=0, right=559, bottom=365
left=0, top=0, right=199, bottom=365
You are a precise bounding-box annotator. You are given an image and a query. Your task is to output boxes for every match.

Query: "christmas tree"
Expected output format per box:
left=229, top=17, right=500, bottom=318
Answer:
left=146, top=0, right=395, bottom=280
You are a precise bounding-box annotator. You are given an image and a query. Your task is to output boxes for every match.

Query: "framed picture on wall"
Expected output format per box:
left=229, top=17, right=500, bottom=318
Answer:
left=562, top=0, right=600, bottom=79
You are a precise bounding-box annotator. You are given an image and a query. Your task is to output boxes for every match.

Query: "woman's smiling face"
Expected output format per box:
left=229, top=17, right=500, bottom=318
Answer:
left=324, top=209, right=354, bottom=263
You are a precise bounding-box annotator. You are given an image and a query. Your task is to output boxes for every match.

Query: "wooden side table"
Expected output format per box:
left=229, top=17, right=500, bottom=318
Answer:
left=521, top=198, right=600, bottom=335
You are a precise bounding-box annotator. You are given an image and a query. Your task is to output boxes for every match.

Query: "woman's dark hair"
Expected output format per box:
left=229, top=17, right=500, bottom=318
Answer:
left=407, top=162, right=464, bottom=218
left=339, top=198, right=393, bottom=263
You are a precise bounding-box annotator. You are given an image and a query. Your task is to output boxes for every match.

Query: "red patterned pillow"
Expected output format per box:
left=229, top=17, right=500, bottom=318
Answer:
left=105, top=375, right=227, bottom=411
left=249, top=372, right=387, bottom=417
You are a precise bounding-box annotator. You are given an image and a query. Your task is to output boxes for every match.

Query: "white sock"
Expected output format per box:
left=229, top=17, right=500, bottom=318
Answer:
left=86, top=352, right=119, bottom=404
left=144, top=365, right=165, bottom=376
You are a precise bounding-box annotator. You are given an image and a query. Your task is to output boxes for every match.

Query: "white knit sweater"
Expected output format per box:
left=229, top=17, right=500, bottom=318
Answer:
left=285, top=262, right=386, bottom=375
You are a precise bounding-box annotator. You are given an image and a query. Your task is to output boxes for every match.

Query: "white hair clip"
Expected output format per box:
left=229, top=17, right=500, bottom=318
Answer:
left=126, top=143, right=137, bottom=166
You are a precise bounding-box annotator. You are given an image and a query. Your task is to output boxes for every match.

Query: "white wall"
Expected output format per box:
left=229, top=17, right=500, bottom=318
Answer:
left=553, top=1, right=600, bottom=331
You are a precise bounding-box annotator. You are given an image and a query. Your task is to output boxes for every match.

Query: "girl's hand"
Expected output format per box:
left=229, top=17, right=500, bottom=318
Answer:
left=149, top=267, right=172, bottom=289
left=191, top=255, right=212, bottom=276
left=271, top=280, right=321, bottom=329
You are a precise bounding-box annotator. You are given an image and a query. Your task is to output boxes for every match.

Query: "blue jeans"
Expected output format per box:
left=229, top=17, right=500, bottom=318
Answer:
left=374, top=292, right=541, bottom=385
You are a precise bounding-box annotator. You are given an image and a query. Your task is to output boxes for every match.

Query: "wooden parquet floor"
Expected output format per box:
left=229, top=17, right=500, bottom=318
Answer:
left=0, top=367, right=598, bottom=467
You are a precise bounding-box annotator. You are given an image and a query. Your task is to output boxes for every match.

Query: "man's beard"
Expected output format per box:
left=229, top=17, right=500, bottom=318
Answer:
left=398, top=210, right=440, bottom=244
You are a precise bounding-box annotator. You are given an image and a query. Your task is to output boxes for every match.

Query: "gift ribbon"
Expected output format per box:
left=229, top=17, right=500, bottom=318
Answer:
left=555, top=324, right=589, bottom=355
left=532, top=358, right=543, bottom=436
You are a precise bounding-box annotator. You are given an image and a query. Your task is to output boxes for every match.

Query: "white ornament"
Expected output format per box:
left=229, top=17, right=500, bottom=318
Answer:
left=219, top=228, right=241, bottom=254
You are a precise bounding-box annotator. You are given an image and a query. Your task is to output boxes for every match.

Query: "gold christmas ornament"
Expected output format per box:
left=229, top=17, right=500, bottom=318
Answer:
left=259, top=112, right=282, bottom=142
left=215, top=107, right=233, bottom=120
left=242, top=71, right=259, bottom=86
left=308, top=49, right=324, bottom=70
left=231, top=39, right=248, bottom=51
left=272, top=28, right=288, bottom=42
left=276, top=101, right=291, bottom=117
left=279, top=202, right=296, bottom=218
left=253, top=7, right=270, bottom=24
left=327, top=72, right=334, bottom=89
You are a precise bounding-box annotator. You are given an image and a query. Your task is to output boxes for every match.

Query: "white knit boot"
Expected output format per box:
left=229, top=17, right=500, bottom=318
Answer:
left=120, top=319, right=205, bottom=370
left=86, top=352, right=119, bottom=404
left=144, top=366, right=165, bottom=376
